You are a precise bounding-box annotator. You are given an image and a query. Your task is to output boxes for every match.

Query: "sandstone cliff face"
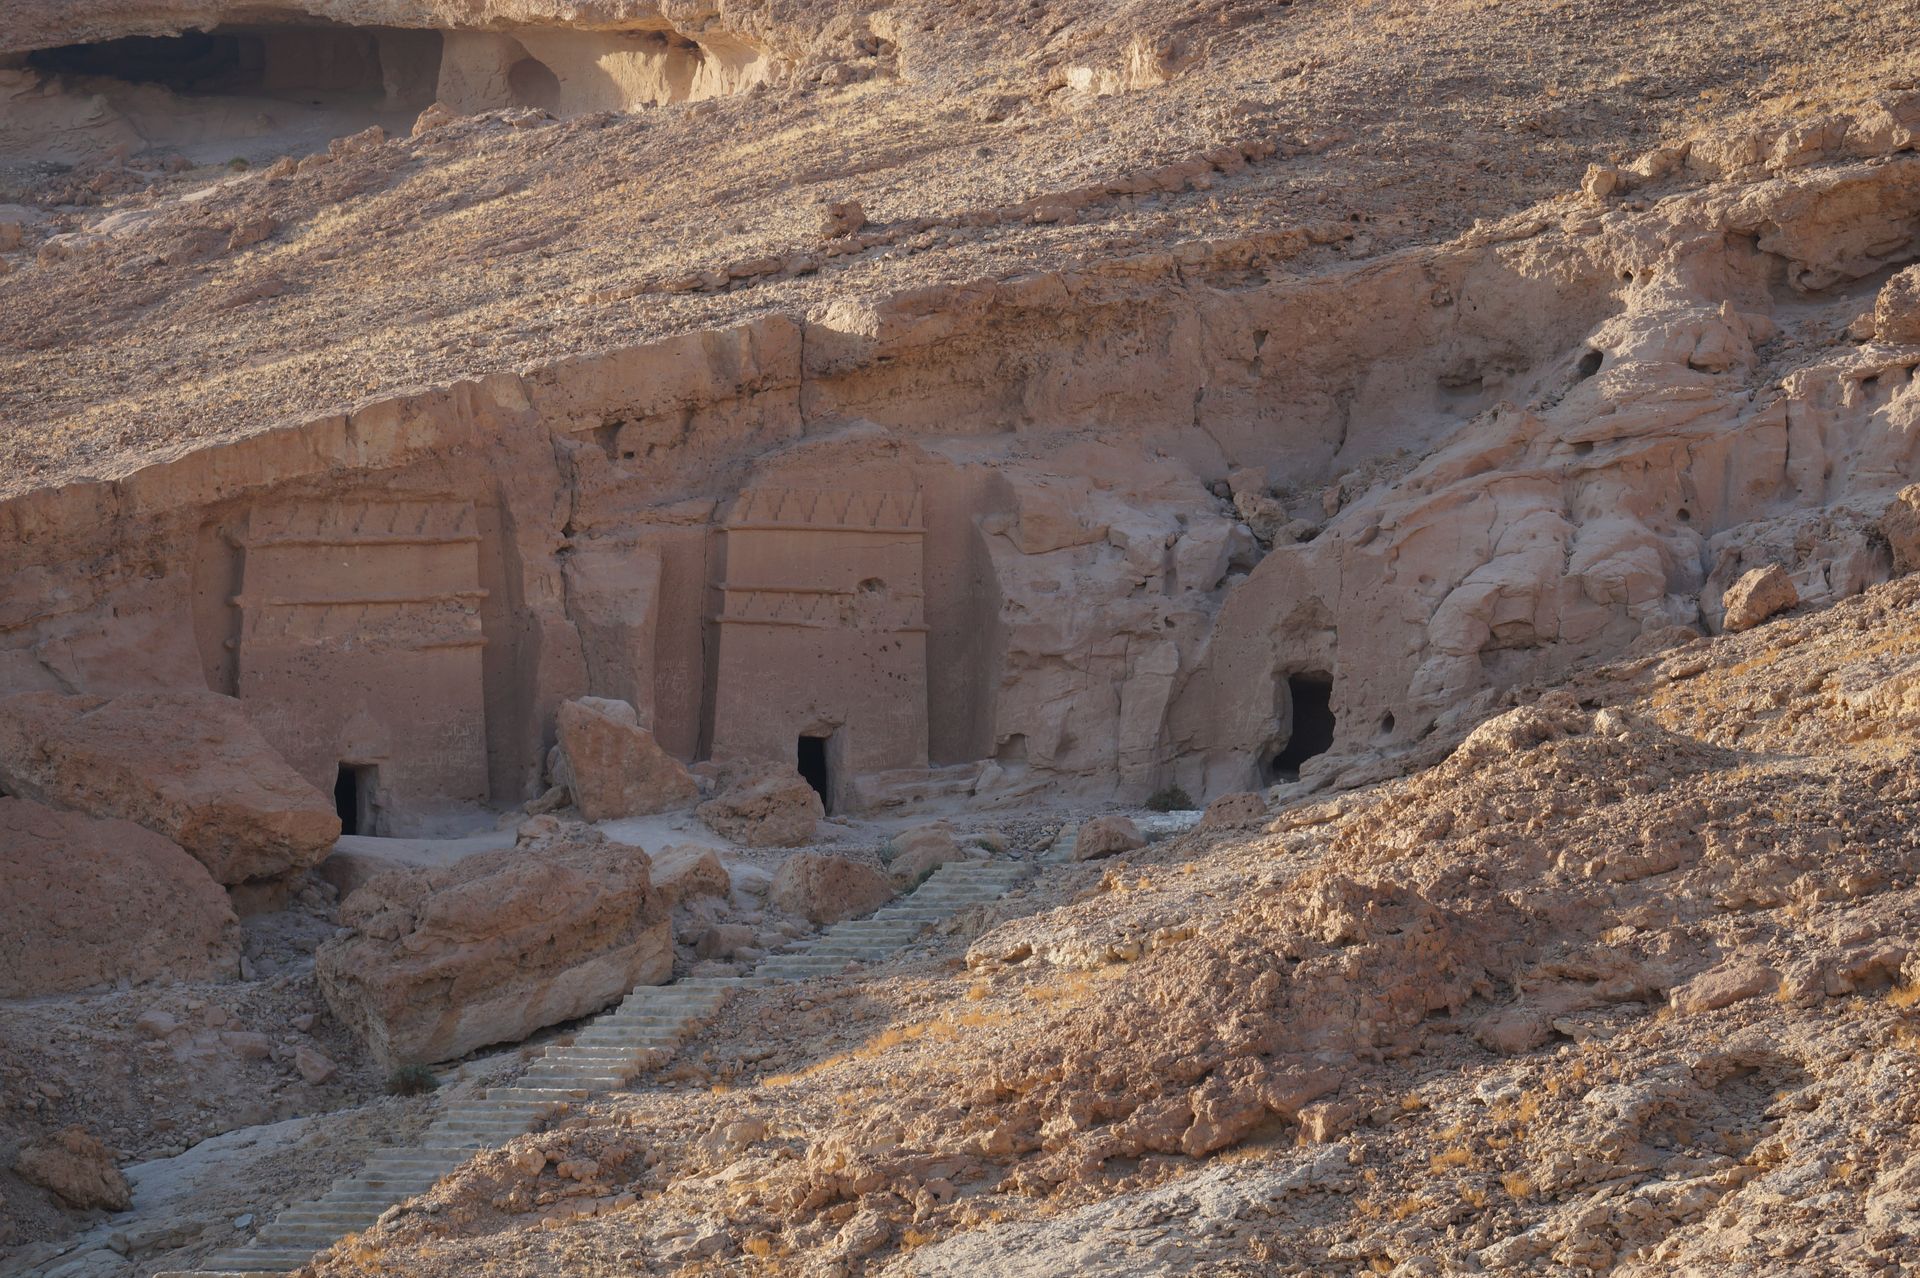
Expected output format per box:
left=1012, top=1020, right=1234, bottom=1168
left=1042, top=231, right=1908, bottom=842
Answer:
left=314, top=820, right=671, bottom=1067
left=2, top=106, right=1917, bottom=821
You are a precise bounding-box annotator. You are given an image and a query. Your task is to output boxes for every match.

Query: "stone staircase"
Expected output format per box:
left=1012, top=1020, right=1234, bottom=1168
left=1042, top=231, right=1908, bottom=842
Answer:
left=172, top=857, right=1032, bottom=1277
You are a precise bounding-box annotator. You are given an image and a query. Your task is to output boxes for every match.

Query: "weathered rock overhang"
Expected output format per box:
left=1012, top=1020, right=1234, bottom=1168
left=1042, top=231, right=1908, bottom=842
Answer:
left=0, top=2, right=780, bottom=164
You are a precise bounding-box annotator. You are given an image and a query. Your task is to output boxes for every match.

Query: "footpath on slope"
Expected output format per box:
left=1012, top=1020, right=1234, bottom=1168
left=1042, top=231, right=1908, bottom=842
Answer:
left=166, top=858, right=1034, bottom=1277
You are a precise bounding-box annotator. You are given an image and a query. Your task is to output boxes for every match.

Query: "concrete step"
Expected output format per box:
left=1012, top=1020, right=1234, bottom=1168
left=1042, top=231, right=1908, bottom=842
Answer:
left=198, top=1249, right=317, bottom=1269
left=485, top=1086, right=591, bottom=1102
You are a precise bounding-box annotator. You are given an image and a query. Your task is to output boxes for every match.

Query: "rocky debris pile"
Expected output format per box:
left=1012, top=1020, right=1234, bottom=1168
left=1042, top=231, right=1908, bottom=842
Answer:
left=0, top=691, right=338, bottom=884
left=546, top=696, right=697, bottom=821
left=317, top=575, right=1920, bottom=1276
left=315, top=818, right=671, bottom=1067
left=696, top=762, right=824, bottom=847
left=0, top=797, right=240, bottom=997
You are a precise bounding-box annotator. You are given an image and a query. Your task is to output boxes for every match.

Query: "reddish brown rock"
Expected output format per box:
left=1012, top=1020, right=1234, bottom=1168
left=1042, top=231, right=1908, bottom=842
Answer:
left=0, top=796, right=239, bottom=997
left=551, top=696, right=698, bottom=821
left=0, top=691, right=339, bottom=884
left=316, top=821, right=670, bottom=1066
left=698, top=762, right=824, bottom=848
left=770, top=852, right=894, bottom=925
left=13, top=1127, right=129, bottom=1211
left=650, top=843, right=732, bottom=906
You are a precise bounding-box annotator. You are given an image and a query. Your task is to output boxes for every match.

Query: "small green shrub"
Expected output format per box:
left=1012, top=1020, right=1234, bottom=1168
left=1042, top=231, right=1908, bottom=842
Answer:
left=1145, top=785, right=1194, bottom=812
left=387, top=1064, right=439, bottom=1096
left=227, top=157, right=250, bottom=171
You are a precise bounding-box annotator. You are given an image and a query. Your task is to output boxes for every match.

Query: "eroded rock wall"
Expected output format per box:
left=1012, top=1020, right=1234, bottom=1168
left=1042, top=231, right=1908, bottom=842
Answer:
left=2, top=128, right=1917, bottom=819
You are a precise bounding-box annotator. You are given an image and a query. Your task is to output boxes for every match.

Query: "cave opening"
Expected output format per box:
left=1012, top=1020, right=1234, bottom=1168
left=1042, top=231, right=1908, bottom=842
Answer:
left=1266, top=672, right=1336, bottom=782
left=797, top=734, right=833, bottom=814
left=15, top=23, right=445, bottom=165
left=334, top=763, right=377, bottom=836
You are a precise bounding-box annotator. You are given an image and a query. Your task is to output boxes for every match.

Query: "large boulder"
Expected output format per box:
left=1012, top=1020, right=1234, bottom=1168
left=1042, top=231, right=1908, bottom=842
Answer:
left=550, top=697, right=698, bottom=821
left=315, top=819, right=671, bottom=1067
left=12, top=1128, right=130, bottom=1211
left=770, top=853, right=895, bottom=925
left=0, top=797, right=240, bottom=997
left=0, top=691, right=339, bottom=884
left=1072, top=815, right=1147, bottom=861
left=697, top=762, right=824, bottom=847
left=1721, top=564, right=1798, bottom=632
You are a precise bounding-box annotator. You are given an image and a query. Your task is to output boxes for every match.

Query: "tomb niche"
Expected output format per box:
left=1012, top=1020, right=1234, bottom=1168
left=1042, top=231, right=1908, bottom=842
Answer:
left=230, top=500, right=490, bottom=835
left=707, top=486, right=930, bottom=810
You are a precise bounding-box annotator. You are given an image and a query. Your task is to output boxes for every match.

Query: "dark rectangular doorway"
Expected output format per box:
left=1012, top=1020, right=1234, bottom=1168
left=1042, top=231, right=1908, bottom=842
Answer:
left=334, top=763, right=377, bottom=836
left=796, top=734, right=832, bottom=814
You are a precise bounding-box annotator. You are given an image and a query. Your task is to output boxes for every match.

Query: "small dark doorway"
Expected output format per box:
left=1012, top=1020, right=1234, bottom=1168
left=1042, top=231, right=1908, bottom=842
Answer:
left=333, top=763, right=376, bottom=836
left=796, top=735, right=832, bottom=814
left=1266, top=673, right=1336, bottom=782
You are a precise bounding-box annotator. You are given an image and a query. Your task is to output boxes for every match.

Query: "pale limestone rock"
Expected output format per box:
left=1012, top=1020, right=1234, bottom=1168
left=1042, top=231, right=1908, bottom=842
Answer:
left=770, top=852, right=894, bottom=925
left=0, top=797, right=240, bottom=997
left=698, top=762, right=823, bottom=848
left=1073, top=815, right=1145, bottom=860
left=316, top=821, right=670, bottom=1066
left=0, top=691, right=338, bottom=884
left=550, top=696, right=697, bottom=821
left=1721, top=564, right=1798, bottom=632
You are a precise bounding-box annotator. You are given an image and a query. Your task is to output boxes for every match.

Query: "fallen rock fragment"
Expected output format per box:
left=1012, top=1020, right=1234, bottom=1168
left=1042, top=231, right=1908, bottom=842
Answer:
left=820, top=199, right=866, bottom=238
left=770, top=852, right=894, bottom=925
left=0, top=691, right=338, bottom=884
left=1072, top=815, right=1146, bottom=860
left=1670, top=959, right=1776, bottom=1014
left=13, top=1128, right=130, bottom=1211
left=316, top=820, right=670, bottom=1066
left=1200, top=790, right=1268, bottom=829
left=697, top=762, right=824, bottom=847
left=1722, top=564, right=1798, bottom=632
left=550, top=696, right=698, bottom=820
left=886, top=821, right=983, bottom=886
left=650, top=843, right=732, bottom=906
